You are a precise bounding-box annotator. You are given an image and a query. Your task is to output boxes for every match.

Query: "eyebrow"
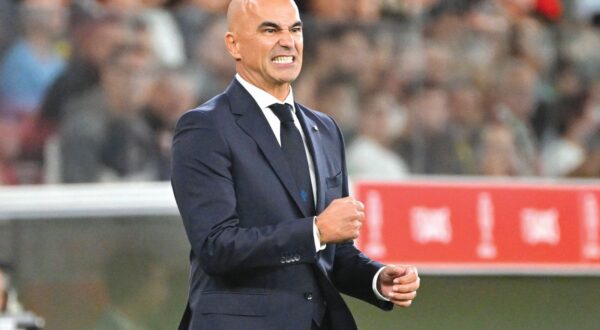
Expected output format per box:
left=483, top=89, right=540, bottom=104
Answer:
left=257, top=20, right=303, bottom=31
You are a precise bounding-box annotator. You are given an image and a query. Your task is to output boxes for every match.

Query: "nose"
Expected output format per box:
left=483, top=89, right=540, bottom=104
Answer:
left=278, top=30, right=295, bottom=49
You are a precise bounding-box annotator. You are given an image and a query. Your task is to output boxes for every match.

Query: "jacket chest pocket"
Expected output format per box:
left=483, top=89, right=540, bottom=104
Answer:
left=324, top=171, right=343, bottom=204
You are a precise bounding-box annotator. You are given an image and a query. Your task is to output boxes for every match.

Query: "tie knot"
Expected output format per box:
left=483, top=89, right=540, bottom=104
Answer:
left=269, top=103, right=294, bottom=123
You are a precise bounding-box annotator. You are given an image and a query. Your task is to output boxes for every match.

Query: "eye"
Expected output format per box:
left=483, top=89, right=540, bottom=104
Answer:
left=291, top=26, right=302, bottom=33
left=264, top=28, right=277, bottom=34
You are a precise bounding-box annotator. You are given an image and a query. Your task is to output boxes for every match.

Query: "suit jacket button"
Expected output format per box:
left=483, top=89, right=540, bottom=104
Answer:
left=304, top=292, right=313, bottom=301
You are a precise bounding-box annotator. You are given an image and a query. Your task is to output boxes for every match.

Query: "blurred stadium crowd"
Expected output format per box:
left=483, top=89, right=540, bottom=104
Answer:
left=1, top=0, right=600, bottom=185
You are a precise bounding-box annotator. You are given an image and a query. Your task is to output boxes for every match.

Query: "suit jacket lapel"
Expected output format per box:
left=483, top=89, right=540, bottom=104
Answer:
left=295, top=104, right=327, bottom=214
left=225, top=80, right=308, bottom=217
left=297, top=105, right=340, bottom=281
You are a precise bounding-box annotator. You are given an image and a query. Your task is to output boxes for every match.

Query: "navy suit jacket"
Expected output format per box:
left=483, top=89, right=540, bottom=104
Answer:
left=171, top=79, right=392, bottom=330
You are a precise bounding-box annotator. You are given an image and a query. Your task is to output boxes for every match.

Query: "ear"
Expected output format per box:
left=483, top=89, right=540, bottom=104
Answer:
left=224, top=32, right=242, bottom=61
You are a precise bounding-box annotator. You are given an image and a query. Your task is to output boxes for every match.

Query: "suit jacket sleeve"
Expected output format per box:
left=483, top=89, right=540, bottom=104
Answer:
left=171, top=110, right=318, bottom=276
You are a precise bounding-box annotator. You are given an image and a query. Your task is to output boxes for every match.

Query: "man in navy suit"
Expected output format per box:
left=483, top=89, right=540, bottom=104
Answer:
left=171, top=0, right=420, bottom=329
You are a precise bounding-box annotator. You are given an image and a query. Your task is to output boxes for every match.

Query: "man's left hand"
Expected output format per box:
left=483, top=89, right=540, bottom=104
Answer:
left=377, top=265, right=420, bottom=308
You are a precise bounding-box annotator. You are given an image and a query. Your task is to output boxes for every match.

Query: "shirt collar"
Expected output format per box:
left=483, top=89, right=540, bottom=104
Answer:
left=235, top=74, right=296, bottom=112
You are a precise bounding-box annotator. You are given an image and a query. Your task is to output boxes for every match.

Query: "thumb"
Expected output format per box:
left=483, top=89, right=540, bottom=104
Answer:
left=405, top=266, right=417, bottom=276
left=384, top=264, right=406, bottom=278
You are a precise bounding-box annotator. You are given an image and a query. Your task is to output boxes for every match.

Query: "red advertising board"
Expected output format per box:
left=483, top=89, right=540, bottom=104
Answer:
left=354, top=180, right=600, bottom=275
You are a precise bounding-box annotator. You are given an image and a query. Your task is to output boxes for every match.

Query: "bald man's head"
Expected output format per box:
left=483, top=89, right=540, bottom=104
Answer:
left=227, top=0, right=250, bottom=32
left=227, top=0, right=299, bottom=32
left=224, top=0, right=303, bottom=100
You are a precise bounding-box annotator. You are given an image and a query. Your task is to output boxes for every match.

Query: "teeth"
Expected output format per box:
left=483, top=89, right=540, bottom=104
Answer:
left=273, top=56, right=293, bottom=64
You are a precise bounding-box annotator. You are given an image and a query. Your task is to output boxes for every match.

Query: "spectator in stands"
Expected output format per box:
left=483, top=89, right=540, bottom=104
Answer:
left=171, top=0, right=229, bottom=59
left=462, top=4, right=511, bottom=90
left=565, top=76, right=600, bottom=178
left=553, top=61, right=585, bottom=101
left=347, top=91, right=409, bottom=179
left=367, top=23, right=403, bottom=93
left=393, top=43, right=426, bottom=98
left=400, top=82, right=462, bottom=174
left=138, top=0, right=186, bottom=68
left=331, top=27, right=373, bottom=90
left=561, top=16, right=600, bottom=80
left=571, top=136, right=600, bottom=178
left=479, top=122, right=519, bottom=176
left=542, top=93, right=600, bottom=176
left=423, top=42, right=455, bottom=87
left=40, top=13, right=128, bottom=127
left=448, top=82, right=485, bottom=175
left=316, top=74, right=361, bottom=142
left=530, top=61, right=585, bottom=144
left=59, top=40, right=159, bottom=183
left=492, top=59, right=540, bottom=175
left=36, top=14, right=131, bottom=181
left=512, top=17, right=557, bottom=78
left=189, top=16, right=235, bottom=103
left=96, top=0, right=186, bottom=67
left=1, top=0, right=599, bottom=184
left=141, top=69, right=198, bottom=180
left=0, top=0, right=66, bottom=120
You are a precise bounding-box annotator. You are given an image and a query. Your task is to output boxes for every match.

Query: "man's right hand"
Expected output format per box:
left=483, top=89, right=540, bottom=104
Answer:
left=315, top=197, right=365, bottom=244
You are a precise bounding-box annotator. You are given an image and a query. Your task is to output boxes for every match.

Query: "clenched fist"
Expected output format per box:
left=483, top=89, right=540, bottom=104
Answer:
left=315, top=197, right=365, bottom=244
left=377, top=265, right=420, bottom=308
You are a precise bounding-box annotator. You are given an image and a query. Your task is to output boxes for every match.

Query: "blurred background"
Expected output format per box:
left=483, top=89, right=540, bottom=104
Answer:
left=0, top=0, right=600, bottom=329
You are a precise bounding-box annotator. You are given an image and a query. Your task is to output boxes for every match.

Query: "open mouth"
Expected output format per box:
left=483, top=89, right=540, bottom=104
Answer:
left=272, top=55, right=295, bottom=64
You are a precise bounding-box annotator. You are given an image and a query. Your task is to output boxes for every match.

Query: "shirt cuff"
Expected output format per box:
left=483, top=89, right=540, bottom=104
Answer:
left=313, top=217, right=327, bottom=252
left=372, top=267, right=390, bottom=301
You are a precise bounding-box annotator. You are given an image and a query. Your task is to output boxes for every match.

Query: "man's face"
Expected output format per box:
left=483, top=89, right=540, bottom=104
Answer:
left=227, top=0, right=303, bottom=93
left=102, top=45, right=156, bottom=113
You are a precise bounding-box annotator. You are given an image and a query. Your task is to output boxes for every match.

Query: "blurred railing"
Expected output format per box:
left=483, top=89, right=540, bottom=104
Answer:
left=0, top=183, right=186, bottom=330
left=0, top=182, right=178, bottom=220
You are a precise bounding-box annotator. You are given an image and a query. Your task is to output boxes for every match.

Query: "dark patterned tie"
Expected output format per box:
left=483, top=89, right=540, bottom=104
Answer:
left=269, top=103, right=315, bottom=216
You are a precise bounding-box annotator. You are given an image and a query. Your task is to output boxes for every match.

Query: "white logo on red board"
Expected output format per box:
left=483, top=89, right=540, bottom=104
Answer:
left=410, top=207, right=452, bottom=244
left=582, top=193, right=600, bottom=260
left=520, top=208, right=560, bottom=245
left=364, top=190, right=386, bottom=258
left=476, top=193, right=497, bottom=259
